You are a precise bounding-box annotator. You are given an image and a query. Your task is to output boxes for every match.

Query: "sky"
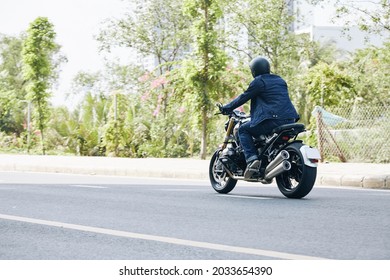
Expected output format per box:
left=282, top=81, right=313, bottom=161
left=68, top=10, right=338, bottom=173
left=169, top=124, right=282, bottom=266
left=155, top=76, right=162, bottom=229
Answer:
left=0, top=0, right=131, bottom=107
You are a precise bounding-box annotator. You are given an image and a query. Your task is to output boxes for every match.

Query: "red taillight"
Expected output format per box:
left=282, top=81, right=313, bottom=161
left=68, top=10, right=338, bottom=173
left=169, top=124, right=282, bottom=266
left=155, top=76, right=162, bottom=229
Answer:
left=282, top=136, right=290, bottom=141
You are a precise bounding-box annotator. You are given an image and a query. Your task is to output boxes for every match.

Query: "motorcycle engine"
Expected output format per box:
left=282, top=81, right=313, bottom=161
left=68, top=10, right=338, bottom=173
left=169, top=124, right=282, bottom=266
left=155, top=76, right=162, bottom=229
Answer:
left=221, top=144, right=246, bottom=176
left=222, top=144, right=235, bottom=158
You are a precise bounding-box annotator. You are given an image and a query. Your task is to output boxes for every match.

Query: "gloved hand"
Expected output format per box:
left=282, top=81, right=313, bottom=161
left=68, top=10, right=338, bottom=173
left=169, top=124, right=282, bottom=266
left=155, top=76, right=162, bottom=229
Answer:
left=216, top=103, right=231, bottom=115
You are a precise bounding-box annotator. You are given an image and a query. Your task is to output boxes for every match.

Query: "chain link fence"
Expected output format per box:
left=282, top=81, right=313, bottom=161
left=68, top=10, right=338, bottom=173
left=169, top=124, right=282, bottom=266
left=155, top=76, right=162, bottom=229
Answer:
left=311, top=104, right=390, bottom=163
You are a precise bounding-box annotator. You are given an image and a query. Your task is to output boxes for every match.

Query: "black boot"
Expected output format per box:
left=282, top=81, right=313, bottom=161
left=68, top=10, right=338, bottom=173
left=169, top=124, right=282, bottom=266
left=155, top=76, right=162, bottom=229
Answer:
left=244, top=160, right=260, bottom=179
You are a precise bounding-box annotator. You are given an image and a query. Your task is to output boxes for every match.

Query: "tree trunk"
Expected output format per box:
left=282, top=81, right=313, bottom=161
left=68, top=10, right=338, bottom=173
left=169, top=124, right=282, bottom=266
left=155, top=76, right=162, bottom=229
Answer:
left=40, top=131, right=46, bottom=155
left=37, top=103, right=46, bottom=155
left=200, top=106, right=208, bottom=160
left=199, top=1, right=210, bottom=160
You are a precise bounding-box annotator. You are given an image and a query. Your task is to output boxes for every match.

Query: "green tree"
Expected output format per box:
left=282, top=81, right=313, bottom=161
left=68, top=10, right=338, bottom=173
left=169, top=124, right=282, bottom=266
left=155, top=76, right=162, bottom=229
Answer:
left=0, top=34, right=26, bottom=135
left=46, top=106, right=79, bottom=154
left=69, top=71, right=109, bottom=155
left=68, top=62, right=145, bottom=157
left=102, top=93, right=134, bottom=157
left=98, top=0, right=192, bottom=74
left=347, top=42, right=390, bottom=106
left=289, top=38, right=345, bottom=124
left=98, top=0, right=193, bottom=156
left=22, top=17, right=59, bottom=154
left=333, top=0, right=390, bottom=35
left=304, top=62, right=356, bottom=110
left=181, top=0, right=230, bottom=159
left=223, top=0, right=301, bottom=77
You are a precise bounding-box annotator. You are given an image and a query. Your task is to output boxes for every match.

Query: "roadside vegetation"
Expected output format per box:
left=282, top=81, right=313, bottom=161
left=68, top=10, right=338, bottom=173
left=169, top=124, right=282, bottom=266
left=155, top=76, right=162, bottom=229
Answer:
left=0, top=0, right=389, bottom=162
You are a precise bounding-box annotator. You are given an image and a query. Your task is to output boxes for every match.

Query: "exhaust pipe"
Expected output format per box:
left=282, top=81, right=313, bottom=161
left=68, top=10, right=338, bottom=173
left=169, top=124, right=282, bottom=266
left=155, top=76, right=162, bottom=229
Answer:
left=220, top=150, right=291, bottom=182
left=266, top=150, right=289, bottom=172
left=264, top=150, right=291, bottom=180
left=264, top=160, right=291, bottom=180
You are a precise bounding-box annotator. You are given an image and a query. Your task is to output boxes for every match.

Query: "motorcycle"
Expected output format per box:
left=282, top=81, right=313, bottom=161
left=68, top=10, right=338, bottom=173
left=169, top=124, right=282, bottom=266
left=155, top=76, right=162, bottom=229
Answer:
left=209, top=105, right=321, bottom=199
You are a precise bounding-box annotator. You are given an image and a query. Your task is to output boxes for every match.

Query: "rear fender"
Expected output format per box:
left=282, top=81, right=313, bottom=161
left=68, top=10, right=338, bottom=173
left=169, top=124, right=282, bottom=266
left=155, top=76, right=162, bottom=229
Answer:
left=300, top=145, right=321, bottom=167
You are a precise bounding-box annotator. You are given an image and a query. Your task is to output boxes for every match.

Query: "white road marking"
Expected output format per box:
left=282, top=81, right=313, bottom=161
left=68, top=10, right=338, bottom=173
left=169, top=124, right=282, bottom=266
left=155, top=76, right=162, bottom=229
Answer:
left=218, top=194, right=272, bottom=200
left=0, top=213, right=326, bottom=260
left=69, top=185, right=107, bottom=189
left=158, top=189, right=206, bottom=192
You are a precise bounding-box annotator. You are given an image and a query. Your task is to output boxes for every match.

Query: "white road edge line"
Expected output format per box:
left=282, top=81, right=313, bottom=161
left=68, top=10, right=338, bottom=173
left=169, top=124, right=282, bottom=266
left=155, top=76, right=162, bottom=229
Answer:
left=69, top=185, right=107, bottom=189
left=0, top=213, right=327, bottom=260
left=218, top=194, right=272, bottom=200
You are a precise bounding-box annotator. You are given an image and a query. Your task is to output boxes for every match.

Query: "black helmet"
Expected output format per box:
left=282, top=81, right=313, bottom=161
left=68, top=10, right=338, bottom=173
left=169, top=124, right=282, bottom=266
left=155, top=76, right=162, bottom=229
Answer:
left=249, top=56, right=270, bottom=77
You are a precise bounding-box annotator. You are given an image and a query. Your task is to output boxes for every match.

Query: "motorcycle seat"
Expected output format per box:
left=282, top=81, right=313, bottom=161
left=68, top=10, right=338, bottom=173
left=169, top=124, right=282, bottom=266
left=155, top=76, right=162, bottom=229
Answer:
left=254, top=123, right=305, bottom=144
left=271, top=123, right=305, bottom=134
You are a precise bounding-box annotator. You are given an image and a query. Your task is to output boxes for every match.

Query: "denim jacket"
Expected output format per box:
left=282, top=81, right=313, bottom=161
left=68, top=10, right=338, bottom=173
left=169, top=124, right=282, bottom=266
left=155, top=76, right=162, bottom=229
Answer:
left=223, top=74, right=299, bottom=127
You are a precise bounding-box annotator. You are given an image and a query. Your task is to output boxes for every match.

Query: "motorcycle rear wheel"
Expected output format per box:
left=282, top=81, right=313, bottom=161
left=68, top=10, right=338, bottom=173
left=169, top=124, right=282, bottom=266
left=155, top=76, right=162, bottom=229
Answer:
left=209, top=149, right=237, bottom=194
left=276, top=142, right=317, bottom=199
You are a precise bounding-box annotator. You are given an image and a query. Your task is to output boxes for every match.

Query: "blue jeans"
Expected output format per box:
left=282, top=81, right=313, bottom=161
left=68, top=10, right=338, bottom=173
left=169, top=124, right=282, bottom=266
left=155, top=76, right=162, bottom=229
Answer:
left=239, top=119, right=295, bottom=163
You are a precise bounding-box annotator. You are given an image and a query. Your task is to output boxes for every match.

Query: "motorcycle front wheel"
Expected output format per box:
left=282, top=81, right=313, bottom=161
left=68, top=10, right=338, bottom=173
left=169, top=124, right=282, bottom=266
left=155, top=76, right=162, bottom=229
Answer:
left=209, top=149, right=237, bottom=194
left=276, top=142, right=317, bottom=199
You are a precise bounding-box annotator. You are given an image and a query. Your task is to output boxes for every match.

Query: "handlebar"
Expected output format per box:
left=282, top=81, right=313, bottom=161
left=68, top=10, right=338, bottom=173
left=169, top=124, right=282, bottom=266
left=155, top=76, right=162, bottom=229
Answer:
left=215, top=103, right=249, bottom=118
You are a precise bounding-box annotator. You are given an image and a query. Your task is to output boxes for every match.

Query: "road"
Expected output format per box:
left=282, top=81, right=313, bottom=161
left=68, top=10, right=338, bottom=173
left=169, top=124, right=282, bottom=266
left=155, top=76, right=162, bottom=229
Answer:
left=0, top=171, right=389, bottom=260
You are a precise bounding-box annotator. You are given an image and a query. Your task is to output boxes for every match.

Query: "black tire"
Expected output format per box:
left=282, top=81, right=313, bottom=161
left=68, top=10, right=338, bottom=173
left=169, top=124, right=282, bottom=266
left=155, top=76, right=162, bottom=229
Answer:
left=276, top=142, right=317, bottom=199
left=209, top=149, right=237, bottom=194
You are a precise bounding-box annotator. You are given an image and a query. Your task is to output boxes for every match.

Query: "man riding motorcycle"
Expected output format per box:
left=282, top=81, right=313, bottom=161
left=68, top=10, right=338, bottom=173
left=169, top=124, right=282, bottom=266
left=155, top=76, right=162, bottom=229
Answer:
left=220, top=56, right=299, bottom=179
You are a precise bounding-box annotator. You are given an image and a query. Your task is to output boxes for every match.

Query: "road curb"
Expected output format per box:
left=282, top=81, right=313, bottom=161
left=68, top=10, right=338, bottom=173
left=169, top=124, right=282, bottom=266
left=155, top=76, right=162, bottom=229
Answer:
left=319, top=174, right=341, bottom=187
left=341, top=175, right=363, bottom=188
left=362, top=175, right=389, bottom=189
left=0, top=161, right=210, bottom=181
left=311, top=174, right=390, bottom=189
left=0, top=154, right=389, bottom=190
left=3, top=164, right=388, bottom=190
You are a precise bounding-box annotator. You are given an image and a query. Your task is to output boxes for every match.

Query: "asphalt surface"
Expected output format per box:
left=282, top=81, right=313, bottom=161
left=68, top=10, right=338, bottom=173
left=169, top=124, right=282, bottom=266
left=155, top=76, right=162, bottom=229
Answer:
left=1, top=172, right=389, bottom=260
left=0, top=154, right=389, bottom=189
